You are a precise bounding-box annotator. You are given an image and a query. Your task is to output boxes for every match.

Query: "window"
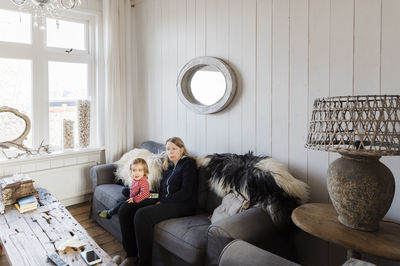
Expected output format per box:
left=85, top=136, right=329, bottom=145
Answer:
left=0, top=6, right=98, bottom=153
left=49, top=61, right=88, bottom=147
left=0, top=58, right=32, bottom=147
left=0, top=9, right=31, bottom=44
left=46, top=18, right=87, bottom=50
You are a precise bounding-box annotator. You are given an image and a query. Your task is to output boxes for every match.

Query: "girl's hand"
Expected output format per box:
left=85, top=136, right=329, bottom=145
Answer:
left=127, top=198, right=134, bottom=203
left=156, top=201, right=160, bottom=205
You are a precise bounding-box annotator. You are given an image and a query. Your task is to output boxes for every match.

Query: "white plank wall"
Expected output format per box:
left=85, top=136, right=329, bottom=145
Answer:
left=132, top=1, right=400, bottom=265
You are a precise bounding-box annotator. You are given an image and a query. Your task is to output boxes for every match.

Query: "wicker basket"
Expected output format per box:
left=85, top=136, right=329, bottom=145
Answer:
left=305, top=95, right=400, bottom=156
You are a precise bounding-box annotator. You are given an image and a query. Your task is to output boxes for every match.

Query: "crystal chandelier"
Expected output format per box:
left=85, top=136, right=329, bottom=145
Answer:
left=10, top=0, right=81, bottom=29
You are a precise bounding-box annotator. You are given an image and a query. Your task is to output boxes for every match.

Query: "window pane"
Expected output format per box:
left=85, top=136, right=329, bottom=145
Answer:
left=46, top=18, right=86, bottom=50
left=48, top=61, right=88, bottom=148
left=0, top=9, right=31, bottom=44
left=0, top=58, right=32, bottom=147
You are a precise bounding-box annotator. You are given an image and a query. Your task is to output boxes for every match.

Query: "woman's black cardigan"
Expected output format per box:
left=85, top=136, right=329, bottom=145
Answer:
left=159, top=156, right=198, bottom=208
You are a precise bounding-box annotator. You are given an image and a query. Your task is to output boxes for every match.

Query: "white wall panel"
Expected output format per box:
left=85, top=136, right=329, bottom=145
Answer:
left=133, top=1, right=400, bottom=265
left=271, top=0, right=289, bottom=165
left=205, top=0, right=230, bottom=154
left=153, top=0, right=164, bottom=144
left=185, top=0, right=198, bottom=153
left=308, top=0, right=330, bottom=204
left=146, top=0, right=158, bottom=142
left=177, top=0, right=188, bottom=143
left=228, top=0, right=243, bottom=154
left=193, top=0, right=207, bottom=155
left=354, top=0, right=381, bottom=94
left=241, top=0, right=257, bottom=154
left=256, top=0, right=272, bottom=155
left=134, top=3, right=148, bottom=143
left=289, top=0, right=308, bottom=184
left=161, top=0, right=170, bottom=142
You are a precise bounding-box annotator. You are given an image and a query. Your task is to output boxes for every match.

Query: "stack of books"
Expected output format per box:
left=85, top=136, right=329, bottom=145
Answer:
left=14, top=195, right=38, bottom=213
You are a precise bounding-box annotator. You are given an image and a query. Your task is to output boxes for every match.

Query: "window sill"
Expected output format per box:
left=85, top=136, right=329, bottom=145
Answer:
left=0, top=147, right=105, bottom=177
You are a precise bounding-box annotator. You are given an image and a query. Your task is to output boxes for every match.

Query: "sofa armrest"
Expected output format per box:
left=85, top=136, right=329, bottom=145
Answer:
left=219, top=239, right=300, bottom=266
left=206, top=207, right=277, bottom=266
left=90, top=163, right=117, bottom=190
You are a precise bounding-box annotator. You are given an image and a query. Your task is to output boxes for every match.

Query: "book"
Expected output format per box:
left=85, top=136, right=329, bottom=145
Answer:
left=15, top=195, right=38, bottom=213
left=14, top=203, right=37, bottom=213
left=149, top=193, right=159, bottom=199
left=17, top=195, right=37, bottom=206
left=19, top=202, right=37, bottom=209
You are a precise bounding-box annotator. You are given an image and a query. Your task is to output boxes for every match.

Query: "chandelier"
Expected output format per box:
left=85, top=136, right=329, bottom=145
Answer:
left=10, top=0, right=81, bottom=29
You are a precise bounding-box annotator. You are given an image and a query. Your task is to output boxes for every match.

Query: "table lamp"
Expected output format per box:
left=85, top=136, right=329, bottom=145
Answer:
left=305, top=95, right=400, bottom=231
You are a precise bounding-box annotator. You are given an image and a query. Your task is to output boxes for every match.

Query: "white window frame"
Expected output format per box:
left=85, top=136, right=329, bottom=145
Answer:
left=0, top=1, right=102, bottom=151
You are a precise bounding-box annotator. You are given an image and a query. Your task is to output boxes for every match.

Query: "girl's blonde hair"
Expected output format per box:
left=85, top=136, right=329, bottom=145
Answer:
left=130, top=158, right=149, bottom=177
left=162, top=137, right=194, bottom=170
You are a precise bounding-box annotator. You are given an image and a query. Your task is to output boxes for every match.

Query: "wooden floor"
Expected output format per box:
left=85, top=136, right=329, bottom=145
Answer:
left=0, top=201, right=124, bottom=266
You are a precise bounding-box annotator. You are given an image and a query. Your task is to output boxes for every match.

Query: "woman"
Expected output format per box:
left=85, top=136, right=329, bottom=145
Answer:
left=119, top=137, right=198, bottom=266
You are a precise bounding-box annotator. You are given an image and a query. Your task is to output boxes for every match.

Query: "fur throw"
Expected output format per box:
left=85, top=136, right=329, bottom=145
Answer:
left=199, top=152, right=310, bottom=227
left=115, top=148, right=164, bottom=191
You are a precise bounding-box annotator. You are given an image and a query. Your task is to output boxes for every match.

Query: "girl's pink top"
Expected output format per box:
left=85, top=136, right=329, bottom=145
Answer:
left=130, top=177, right=150, bottom=203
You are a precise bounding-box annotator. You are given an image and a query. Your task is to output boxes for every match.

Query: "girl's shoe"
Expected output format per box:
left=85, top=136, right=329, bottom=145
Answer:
left=98, top=210, right=112, bottom=219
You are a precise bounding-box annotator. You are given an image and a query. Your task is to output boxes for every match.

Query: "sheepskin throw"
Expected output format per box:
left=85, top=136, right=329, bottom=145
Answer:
left=115, top=148, right=164, bottom=191
left=199, top=152, right=310, bottom=227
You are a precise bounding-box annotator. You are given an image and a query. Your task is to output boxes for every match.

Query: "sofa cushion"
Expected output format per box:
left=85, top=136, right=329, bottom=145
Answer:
left=93, top=184, right=126, bottom=209
left=211, top=192, right=250, bottom=223
left=141, top=141, right=165, bottom=154
left=154, top=214, right=211, bottom=264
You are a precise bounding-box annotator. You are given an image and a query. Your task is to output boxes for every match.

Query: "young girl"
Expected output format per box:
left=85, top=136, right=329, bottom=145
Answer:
left=98, top=158, right=150, bottom=219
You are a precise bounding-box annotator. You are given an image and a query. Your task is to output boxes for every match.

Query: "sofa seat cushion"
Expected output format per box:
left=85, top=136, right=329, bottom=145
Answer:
left=94, top=184, right=126, bottom=209
left=154, top=213, right=211, bottom=264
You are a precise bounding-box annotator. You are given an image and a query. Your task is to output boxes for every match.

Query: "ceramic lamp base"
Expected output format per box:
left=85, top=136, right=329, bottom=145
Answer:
left=327, top=153, right=395, bottom=231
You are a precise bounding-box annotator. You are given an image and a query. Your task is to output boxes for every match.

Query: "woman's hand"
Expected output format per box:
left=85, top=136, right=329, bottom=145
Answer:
left=156, top=201, right=160, bottom=205
left=126, top=198, right=134, bottom=203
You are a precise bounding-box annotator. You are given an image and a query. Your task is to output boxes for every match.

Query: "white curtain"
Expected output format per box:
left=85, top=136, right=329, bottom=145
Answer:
left=103, top=0, right=136, bottom=163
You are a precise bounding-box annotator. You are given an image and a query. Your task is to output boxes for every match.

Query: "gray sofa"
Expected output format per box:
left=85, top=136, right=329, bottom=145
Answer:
left=90, top=141, right=295, bottom=266
left=219, top=239, right=300, bottom=266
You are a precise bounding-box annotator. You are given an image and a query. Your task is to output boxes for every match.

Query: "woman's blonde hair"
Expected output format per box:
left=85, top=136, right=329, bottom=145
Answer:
left=162, top=137, right=194, bottom=170
left=130, top=158, right=149, bottom=177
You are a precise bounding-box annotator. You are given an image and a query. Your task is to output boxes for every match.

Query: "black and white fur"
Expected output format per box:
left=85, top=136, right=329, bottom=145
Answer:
left=197, top=152, right=309, bottom=228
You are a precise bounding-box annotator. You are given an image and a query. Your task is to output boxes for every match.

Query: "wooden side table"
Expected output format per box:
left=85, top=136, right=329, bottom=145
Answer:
left=292, top=203, right=400, bottom=261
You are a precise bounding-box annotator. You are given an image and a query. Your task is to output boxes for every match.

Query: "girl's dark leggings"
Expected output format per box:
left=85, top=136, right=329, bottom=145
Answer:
left=109, top=187, right=130, bottom=215
left=118, top=200, right=195, bottom=266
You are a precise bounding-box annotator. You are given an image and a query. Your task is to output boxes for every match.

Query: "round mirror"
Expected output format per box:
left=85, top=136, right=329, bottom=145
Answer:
left=177, top=56, right=237, bottom=114
left=190, top=65, right=227, bottom=106
left=0, top=106, right=31, bottom=148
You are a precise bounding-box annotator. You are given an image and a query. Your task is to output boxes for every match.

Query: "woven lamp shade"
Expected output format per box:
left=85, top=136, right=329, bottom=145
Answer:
left=305, top=95, right=400, bottom=156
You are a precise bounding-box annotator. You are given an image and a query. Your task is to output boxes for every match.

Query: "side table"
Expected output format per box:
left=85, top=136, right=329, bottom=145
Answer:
left=292, top=203, right=400, bottom=261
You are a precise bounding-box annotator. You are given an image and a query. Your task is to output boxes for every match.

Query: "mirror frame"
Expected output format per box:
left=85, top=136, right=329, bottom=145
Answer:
left=0, top=106, right=31, bottom=149
left=177, top=56, right=237, bottom=114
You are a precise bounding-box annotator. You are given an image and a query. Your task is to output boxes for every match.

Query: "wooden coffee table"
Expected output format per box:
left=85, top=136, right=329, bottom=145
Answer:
left=0, top=189, right=116, bottom=266
left=292, top=203, right=400, bottom=261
